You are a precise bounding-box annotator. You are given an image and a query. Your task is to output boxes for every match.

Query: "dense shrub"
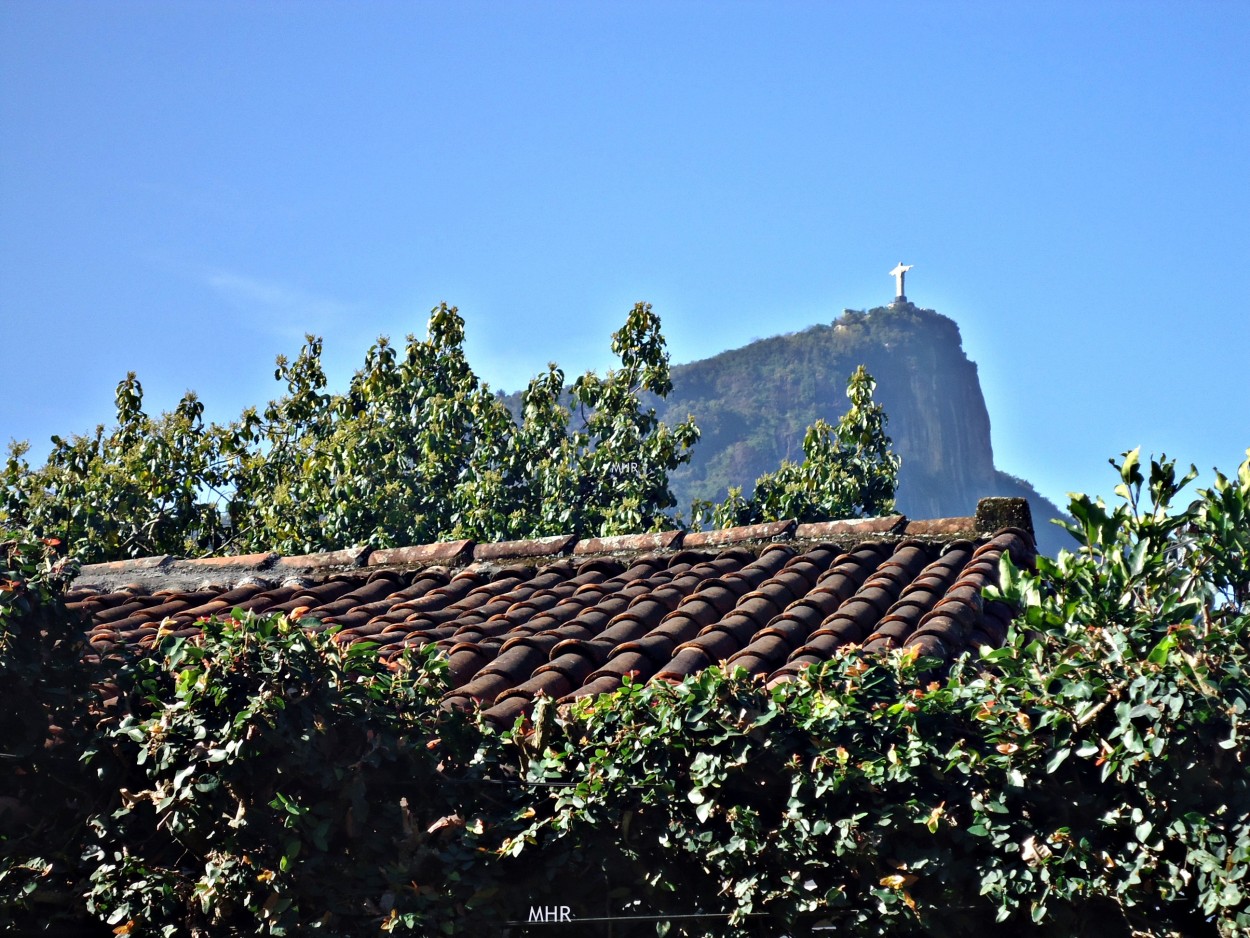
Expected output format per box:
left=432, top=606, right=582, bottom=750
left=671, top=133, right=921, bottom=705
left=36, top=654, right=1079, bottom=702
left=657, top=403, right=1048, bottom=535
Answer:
left=486, top=452, right=1249, bottom=936
left=81, top=618, right=469, bottom=935
left=0, top=535, right=96, bottom=930
left=2, top=450, right=1247, bottom=935
left=0, top=534, right=495, bottom=935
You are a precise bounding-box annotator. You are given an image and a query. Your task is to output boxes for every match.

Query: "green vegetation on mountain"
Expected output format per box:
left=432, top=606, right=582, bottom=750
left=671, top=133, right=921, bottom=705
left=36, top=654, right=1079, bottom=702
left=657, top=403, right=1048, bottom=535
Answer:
left=703, top=365, right=899, bottom=529
left=657, top=302, right=1070, bottom=554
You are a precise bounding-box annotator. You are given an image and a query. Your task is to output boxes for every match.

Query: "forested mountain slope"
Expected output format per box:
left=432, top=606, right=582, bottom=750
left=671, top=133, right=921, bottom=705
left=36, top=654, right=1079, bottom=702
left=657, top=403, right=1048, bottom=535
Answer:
left=655, top=302, right=1070, bottom=556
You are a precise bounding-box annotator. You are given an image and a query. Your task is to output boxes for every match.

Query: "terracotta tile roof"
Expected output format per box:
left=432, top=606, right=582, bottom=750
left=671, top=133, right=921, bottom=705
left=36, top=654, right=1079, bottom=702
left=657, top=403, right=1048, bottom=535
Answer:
left=66, top=498, right=1036, bottom=725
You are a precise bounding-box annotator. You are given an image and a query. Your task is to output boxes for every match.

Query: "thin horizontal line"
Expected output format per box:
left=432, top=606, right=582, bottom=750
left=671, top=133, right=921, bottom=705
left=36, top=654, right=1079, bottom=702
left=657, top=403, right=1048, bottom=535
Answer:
left=504, top=911, right=770, bottom=925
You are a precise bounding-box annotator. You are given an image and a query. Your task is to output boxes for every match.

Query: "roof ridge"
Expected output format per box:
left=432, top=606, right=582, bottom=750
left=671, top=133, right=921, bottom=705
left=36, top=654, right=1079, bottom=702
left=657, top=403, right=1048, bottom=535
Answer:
left=70, top=499, right=1034, bottom=595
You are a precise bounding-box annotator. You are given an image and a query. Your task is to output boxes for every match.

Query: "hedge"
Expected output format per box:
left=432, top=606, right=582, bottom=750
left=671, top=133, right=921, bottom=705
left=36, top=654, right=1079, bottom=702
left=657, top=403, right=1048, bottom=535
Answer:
left=2, top=451, right=1247, bottom=936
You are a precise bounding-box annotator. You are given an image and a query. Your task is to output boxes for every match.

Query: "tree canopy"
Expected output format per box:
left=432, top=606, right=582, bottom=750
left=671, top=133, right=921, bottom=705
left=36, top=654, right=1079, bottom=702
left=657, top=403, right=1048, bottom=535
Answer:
left=706, top=365, right=899, bottom=529
left=2, top=303, right=899, bottom=563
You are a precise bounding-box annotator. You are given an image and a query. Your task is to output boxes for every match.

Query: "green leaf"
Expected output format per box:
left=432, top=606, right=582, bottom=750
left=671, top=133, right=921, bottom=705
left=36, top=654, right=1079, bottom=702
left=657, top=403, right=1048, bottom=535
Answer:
left=1045, top=747, right=1072, bottom=773
left=1147, top=632, right=1177, bottom=666
left=1120, top=447, right=1142, bottom=487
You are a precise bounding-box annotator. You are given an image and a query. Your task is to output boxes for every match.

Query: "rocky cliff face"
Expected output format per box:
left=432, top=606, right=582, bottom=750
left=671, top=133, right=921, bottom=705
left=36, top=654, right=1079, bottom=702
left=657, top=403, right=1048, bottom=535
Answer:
left=658, top=303, right=1070, bottom=556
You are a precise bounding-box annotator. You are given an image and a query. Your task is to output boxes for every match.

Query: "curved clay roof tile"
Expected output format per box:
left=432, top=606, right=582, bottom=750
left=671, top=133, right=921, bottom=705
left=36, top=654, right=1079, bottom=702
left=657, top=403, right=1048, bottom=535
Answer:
left=855, top=584, right=900, bottom=614
left=759, top=612, right=821, bottom=648
left=679, top=629, right=738, bottom=662
left=644, top=617, right=704, bottom=647
left=535, top=652, right=598, bottom=686
left=663, top=550, right=714, bottom=569
left=446, top=670, right=514, bottom=706
left=591, top=616, right=653, bottom=646
left=654, top=646, right=713, bottom=683
left=495, top=669, right=574, bottom=707
left=550, top=637, right=616, bottom=666
left=615, top=633, right=678, bottom=668
left=807, top=617, right=870, bottom=647
left=586, top=650, right=654, bottom=684
left=480, top=694, right=531, bottom=726
left=912, top=613, right=965, bottom=645
left=668, top=597, right=724, bottom=629
left=892, top=597, right=936, bottom=630
left=570, top=558, right=620, bottom=579
left=732, top=592, right=788, bottom=627
left=728, top=633, right=790, bottom=669
left=699, top=615, right=756, bottom=646
left=875, top=611, right=921, bottom=636
left=789, top=631, right=849, bottom=661
left=444, top=645, right=493, bottom=687
left=904, top=633, right=949, bottom=661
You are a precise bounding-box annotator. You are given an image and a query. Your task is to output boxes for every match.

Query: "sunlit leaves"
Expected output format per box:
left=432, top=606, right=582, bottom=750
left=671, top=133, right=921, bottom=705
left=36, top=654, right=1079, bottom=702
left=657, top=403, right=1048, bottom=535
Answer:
left=707, top=365, right=899, bottom=529
left=1, top=375, right=249, bottom=563
left=3, top=303, right=702, bottom=560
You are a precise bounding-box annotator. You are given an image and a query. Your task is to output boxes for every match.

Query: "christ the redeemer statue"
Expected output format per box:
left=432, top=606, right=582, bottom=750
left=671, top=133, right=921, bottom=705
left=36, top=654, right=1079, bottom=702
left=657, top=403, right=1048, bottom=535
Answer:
left=889, top=263, right=913, bottom=302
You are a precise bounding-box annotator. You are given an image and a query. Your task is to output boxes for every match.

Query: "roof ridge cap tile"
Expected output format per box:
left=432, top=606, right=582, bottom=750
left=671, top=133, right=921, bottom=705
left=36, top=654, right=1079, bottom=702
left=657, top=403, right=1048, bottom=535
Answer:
left=367, top=540, right=475, bottom=568
left=795, top=515, right=908, bottom=539
left=682, top=519, right=796, bottom=549
left=903, top=516, right=978, bottom=537
left=78, top=554, right=173, bottom=577
left=277, top=546, right=371, bottom=570
left=181, top=551, right=280, bottom=569
left=473, top=534, right=577, bottom=562
left=573, top=530, right=684, bottom=556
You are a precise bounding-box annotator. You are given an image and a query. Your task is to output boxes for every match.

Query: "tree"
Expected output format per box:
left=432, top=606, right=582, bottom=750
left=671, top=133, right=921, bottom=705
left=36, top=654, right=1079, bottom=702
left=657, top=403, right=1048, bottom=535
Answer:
left=2, top=303, right=701, bottom=562
left=452, top=302, right=701, bottom=539
left=707, top=365, right=899, bottom=528
left=230, top=304, right=512, bottom=553
left=1, top=376, right=245, bottom=564
left=560, top=301, right=701, bottom=536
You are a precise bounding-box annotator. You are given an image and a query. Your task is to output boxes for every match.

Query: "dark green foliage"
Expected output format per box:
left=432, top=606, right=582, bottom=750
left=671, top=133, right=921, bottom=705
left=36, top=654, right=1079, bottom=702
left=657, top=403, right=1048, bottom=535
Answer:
left=80, top=617, right=469, bottom=936
left=2, top=379, right=247, bottom=562
left=481, top=451, right=1250, bottom=936
left=0, top=543, right=498, bottom=936
left=0, top=535, right=96, bottom=931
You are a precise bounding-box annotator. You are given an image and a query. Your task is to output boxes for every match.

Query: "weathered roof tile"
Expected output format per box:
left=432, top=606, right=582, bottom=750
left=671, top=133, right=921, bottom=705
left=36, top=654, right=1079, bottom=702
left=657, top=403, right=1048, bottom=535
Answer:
left=682, top=519, right=796, bottom=548
left=473, top=534, right=577, bottom=561
left=795, top=515, right=907, bottom=539
left=573, top=530, right=684, bottom=555
left=276, top=547, right=371, bottom=571
left=368, top=540, right=474, bottom=568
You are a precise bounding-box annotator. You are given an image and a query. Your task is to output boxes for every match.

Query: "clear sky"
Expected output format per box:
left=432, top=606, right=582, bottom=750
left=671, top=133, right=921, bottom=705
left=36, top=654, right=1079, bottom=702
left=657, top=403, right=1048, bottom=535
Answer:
left=2, top=1, right=1247, bottom=514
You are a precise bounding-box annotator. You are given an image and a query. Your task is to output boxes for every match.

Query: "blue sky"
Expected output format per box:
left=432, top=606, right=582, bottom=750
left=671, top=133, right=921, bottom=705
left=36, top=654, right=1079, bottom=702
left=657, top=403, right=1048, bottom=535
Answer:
left=2, top=1, right=1247, bottom=514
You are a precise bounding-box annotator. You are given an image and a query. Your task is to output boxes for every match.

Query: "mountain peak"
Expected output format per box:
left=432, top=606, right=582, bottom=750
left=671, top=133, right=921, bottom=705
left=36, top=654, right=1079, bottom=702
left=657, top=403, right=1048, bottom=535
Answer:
left=660, top=307, right=1069, bottom=556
